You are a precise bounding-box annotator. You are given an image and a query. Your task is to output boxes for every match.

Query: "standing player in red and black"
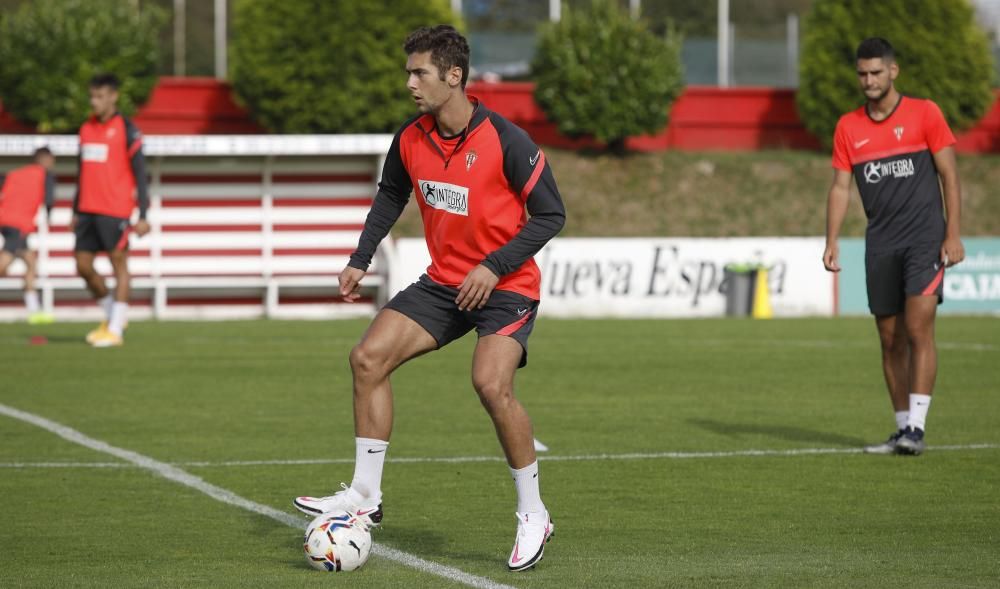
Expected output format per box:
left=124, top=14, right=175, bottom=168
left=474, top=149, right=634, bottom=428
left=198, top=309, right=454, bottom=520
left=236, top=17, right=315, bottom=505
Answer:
left=0, top=147, right=57, bottom=323
left=73, top=73, right=150, bottom=347
left=293, top=26, right=565, bottom=571
left=823, top=38, right=964, bottom=456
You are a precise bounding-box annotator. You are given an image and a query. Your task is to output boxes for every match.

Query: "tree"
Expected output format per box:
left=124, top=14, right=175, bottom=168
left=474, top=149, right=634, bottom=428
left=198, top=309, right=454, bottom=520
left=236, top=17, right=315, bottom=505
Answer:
left=532, top=0, right=684, bottom=152
left=229, top=0, right=458, bottom=134
left=797, top=0, right=995, bottom=150
left=0, top=0, right=163, bottom=133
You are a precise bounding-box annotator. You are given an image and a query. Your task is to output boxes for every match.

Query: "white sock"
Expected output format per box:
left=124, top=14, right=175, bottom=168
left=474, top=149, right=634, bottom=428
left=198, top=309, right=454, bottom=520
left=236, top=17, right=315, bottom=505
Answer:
left=895, top=410, right=908, bottom=431
left=907, top=394, right=932, bottom=431
left=510, top=461, right=545, bottom=514
left=349, top=437, right=388, bottom=503
left=98, top=294, right=114, bottom=319
left=24, top=290, right=40, bottom=313
left=108, top=302, right=128, bottom=336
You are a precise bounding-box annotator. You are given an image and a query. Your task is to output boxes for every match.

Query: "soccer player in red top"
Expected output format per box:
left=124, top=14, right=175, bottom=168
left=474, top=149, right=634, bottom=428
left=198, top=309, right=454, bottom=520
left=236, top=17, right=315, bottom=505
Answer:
left=72, top=73, right=150, bottom=347
left=293, top=26, right=566, bottom=571
left=823, top=38, right=964, bottom=456
left=0, top=147, right=57, bottom=323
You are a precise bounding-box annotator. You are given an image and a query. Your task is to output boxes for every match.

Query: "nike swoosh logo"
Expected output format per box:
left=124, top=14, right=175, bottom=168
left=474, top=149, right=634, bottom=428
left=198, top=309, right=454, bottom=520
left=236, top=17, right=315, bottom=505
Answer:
left=529, top=150, right=540, bottom=166
left=367, top=448, right=385, bottom=454
left=356, top=508, right=375, bottom=516
left=511, top=542, right=522, bottom=563
left=854, top=138, right=870, bottom=148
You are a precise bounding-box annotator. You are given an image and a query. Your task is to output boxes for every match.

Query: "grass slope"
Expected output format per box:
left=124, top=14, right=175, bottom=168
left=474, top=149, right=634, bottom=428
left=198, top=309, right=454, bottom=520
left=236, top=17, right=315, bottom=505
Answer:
left=393, top=150, right=1000, bottom=238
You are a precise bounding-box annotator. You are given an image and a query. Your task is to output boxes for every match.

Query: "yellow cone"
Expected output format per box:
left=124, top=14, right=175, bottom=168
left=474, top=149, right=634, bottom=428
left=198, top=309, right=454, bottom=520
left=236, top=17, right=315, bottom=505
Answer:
left=752, top=267, right=774, bottom=319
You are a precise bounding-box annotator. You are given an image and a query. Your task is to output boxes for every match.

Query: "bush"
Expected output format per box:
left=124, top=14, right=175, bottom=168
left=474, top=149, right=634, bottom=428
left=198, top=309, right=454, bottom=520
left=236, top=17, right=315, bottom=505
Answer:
left=532, top=0, right=684, bottom=152
left=230, top=0, right=458, bottom=134
left=0, top=0, right=163, bottom=133
left=797, top=0, right=995, bottom=150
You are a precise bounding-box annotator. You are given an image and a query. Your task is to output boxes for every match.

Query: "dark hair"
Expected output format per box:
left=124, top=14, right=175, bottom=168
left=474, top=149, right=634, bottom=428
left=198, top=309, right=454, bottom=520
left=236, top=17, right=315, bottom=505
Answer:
left=856, top=38, right=895, bottom=62
left=89, top=72, right=120, bottom=90
left=404, top=25, right=470, bottom=88
left=33, top=146, right=53, bottom=161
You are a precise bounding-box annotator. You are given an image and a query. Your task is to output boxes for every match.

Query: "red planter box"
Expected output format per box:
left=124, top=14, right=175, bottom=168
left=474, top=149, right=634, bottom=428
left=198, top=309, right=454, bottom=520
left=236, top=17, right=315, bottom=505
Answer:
left=3, top=78, right=997, bottom=153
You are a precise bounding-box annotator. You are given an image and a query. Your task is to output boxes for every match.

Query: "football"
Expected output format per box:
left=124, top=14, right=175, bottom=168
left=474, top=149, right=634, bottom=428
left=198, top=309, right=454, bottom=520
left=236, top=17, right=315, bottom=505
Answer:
left=303, top=511, right=372, bottom=572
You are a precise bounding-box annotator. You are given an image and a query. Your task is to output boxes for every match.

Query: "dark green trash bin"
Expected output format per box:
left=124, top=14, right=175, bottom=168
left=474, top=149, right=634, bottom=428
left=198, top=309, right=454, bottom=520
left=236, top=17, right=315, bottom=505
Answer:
left=722, top=263, right=757, bottom=317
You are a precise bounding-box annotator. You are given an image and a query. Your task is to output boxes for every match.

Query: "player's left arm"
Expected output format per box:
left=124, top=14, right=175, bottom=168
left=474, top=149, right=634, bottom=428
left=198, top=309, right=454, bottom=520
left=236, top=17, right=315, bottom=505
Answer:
left=925, top=101, right=963, bottom=267
left=43, top=171, right=56, bottom=221
left=933, top=146, right=963, bottom=267
left=456, top=123, right=566, bottom=310
left=124, top=118, right=151, bottom=236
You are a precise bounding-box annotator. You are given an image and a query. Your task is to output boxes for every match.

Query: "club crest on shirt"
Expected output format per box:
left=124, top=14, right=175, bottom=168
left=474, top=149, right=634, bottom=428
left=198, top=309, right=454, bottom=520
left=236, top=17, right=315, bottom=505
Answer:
left=465, top=149, right=477, bottom=171
left=894, top=126, right=904, bottom=141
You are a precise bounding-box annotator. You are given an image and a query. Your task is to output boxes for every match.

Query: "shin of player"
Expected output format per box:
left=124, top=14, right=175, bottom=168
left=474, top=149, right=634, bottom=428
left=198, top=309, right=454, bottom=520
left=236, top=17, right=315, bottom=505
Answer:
left=822, top=38, right=964, bottom=456
left=72, top=73, right=151, bottom=347
left=293, top=25, right=565, bottom=571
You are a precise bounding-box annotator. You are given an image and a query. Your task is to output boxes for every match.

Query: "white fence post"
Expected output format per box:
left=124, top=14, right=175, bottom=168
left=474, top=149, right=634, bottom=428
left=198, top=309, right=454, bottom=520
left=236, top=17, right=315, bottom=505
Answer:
left=717, top=0, right=730, bottom=87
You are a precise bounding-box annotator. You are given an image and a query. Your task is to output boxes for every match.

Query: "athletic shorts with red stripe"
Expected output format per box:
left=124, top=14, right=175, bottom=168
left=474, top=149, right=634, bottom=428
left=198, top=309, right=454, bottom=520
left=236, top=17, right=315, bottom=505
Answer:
left=865, top=241, right=945, bottom=316
left=1, top=225, right=29, bottom=254
left=74, top=213, right=131, bottom=252
left=384, top=274, right=539, bottom=368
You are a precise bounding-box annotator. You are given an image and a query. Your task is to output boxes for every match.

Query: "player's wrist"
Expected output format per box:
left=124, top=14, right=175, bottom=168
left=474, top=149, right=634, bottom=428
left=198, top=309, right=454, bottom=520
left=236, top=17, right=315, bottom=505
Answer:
left=480, top=258, right=502, bottom=278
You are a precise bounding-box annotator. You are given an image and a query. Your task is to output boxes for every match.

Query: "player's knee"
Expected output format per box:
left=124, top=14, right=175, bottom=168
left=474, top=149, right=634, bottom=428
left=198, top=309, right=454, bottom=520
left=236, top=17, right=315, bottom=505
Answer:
left=75, top=260, right=96, bottom=278
left=905, top=326, right=934, bottom=349
left=472, top=379, right=513, bottom=412
left=878, top=329, right=905, bottom=353
left=349, top=343, right=386, bottom=380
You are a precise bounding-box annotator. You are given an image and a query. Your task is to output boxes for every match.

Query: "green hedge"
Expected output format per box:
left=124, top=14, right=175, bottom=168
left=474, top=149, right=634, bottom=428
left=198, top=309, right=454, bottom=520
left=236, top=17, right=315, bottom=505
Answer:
left=0, top=0, right=163, bottom=133
left=532, top=0, right=684, bottom=151
left=230, top=0, right=458, bottom=134
left=797, top=0, right=995, bottom=150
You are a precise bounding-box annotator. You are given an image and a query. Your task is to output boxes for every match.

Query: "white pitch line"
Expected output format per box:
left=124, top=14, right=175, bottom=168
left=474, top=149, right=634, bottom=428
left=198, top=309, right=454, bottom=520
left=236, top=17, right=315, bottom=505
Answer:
left=4, top=443, right=999, bottom=469
left=0, top=403, right=515, bottom=589
left=693, top=338, right=999, bottom=352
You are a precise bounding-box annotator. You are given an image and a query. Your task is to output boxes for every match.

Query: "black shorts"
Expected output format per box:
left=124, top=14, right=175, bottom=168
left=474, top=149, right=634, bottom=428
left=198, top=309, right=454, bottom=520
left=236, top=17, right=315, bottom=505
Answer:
left=865, top=242, right=945, bottom=316
left=384, top=274, right=540, bottom=368
left=74, top=213, right=131, bottom=252
left=1, top=225, right=28, bottom=254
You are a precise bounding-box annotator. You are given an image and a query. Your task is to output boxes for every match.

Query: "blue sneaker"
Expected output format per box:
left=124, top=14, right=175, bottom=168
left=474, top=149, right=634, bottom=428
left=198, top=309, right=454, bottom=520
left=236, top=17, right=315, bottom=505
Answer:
left=894, top=427, right=926, bottom=456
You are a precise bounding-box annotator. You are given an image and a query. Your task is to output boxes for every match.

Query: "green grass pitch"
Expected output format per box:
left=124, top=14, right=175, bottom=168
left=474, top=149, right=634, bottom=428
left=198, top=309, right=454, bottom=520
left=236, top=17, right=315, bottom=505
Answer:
left=1, top=317, right=998, bottom=588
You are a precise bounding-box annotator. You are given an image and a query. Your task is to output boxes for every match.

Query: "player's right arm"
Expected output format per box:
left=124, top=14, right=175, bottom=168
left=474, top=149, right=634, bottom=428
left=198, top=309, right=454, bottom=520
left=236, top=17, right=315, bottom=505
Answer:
left=824, top=119, right=854, bottom=272
left=823, top=169, right=853, bottom=272
left=342, top=125, right=413, bottom=301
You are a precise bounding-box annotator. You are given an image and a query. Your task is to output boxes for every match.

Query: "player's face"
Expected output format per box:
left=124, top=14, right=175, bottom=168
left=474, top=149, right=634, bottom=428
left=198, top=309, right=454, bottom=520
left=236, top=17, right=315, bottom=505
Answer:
left=856, top=58, right=898, bottom=102
left=405, top=51, right=460, bottom=114
left=88, top=85, right=118, bottom=120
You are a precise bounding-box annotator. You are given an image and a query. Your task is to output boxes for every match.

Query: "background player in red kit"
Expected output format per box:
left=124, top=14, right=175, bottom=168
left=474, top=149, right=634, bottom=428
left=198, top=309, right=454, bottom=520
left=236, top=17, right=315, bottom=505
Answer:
left=293, top=26, right=566, bottom=571
left=0, top=147, right=56, bottom=323
left=823, top=38, right=964, bottom=456
left=72, top=73, right=150, bottom=347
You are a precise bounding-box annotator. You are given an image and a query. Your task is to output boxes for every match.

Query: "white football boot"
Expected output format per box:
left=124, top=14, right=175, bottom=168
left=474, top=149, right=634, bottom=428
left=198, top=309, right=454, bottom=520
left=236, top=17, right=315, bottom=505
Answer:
left=293, top=483, right=383, bottom=528
left=863, top=430, right=904, bottom=454
left=507, top=510, right=554, bottom=572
